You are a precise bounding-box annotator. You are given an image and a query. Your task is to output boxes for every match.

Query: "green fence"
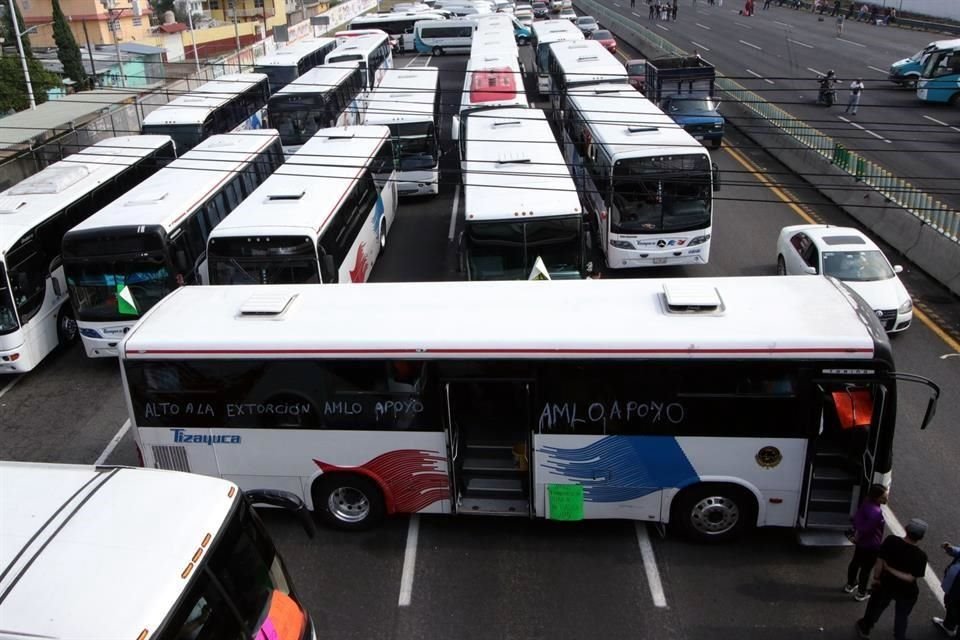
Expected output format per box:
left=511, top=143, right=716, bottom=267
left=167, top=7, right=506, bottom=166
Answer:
left=574, top=0, right=960, bottom=242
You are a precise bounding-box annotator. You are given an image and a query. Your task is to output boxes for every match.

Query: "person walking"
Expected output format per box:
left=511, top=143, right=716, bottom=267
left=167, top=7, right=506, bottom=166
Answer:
left=763, top=0, right=771, bottom=9
left=649, top=2, right=656, bottom=18
left=933, top=541, right=960, bottom=637
left=836, top=11, right=845, bottom=33
left=846, top=78, right=864, bottom=115
left=672, top=0, right=678, bottom=20
left=845, top=485, right=887, bottom=601
left=631, top=0, right=636, bottom=9
left=855, top=518, right=929, bottom=640
left=830, top=0, right=840, bottom=15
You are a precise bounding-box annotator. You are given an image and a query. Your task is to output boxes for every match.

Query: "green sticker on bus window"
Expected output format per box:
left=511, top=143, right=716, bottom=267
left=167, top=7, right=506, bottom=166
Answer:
left=548, top=484, right=584, bottom=521
left=116, top=283, right=138, bottom=316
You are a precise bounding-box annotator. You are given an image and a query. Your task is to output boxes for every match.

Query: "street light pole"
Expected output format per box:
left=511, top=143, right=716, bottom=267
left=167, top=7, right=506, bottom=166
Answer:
left=8, top=0, right=36, bottom=109
left=80, top=19, right=98, bottom=88
left=232, top=2, right=241, bottom=54
left=186, top=6, right=201, bottom=72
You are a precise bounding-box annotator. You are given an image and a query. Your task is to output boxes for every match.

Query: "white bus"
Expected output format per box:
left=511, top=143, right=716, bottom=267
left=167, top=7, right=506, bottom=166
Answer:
left=141, top=73, right=271, bottom=152
left=253, top=37, right=338, bottom=93
left=469, top=28, right=521, bottom=64
left=0, top=461, right=316, bottom=640
left=206, top=126, right=398, bottom=286
left=562, top=85, right=718, bottom=269
left=530, top=19, right=583, bottom=96
left=348, top=12, right=446, bottom=53
left=413, top=18, right=477, bottom=55
left=326, top=32, right=394, bottom=91
left=62, top=131, right=284, bottom=358
left=546, top=38, right=626, bottom=115
left=0, top=136, right=174, bottom=374
left=267, top=63, right=367, bottom=156
left=461, top=107, right=584, bottom=279
left=452, top=52, right=529, bottom=144
left=470, top=12, right=532, bottom=45
left=365, top=67, right=441, bottom=197
left=118, top=277, right=939, bottom=542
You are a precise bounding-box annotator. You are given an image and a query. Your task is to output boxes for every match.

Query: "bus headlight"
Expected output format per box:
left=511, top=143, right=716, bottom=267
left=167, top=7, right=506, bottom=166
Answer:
left=898, top=299, right=913, bottom=314
left=688, top=234, right=711, bottom=247
left=712, top=123, right=723, bottom=129
left=610, top=240, right=634, bottom=250
left=79, top=328, right=103, bottom=339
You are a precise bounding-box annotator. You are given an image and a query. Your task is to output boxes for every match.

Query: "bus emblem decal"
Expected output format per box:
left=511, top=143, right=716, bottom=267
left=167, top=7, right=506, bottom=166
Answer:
left=171, top=428, right=242, bottom=446
left=755, top=446, right=782, bottom=468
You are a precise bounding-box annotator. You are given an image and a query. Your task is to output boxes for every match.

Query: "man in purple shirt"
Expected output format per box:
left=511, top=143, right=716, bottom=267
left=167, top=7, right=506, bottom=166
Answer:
left=845, top=484, right=888, bottom=601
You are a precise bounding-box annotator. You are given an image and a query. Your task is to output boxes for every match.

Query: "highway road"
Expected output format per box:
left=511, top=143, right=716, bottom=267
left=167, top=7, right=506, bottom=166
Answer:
left=1, top=36, right=959, bottom=640
left=598, top=0, right=960, bottom=211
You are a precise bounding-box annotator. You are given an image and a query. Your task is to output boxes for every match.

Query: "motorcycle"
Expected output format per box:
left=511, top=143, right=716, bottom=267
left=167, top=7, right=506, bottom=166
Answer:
left=817, top=79, right=837, bottom=106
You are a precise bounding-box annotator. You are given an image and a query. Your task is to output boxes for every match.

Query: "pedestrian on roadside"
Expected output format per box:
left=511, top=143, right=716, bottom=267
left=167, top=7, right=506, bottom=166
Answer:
left=857, top=2, right=867, bottom=20
left=869, top=4, right=878, bottom=23
left=855, top=518, right=929, bottom=640
left=836, top=11, right=845, bottom=33
left=846, top=2, right=854, bottom=17
left=933, top=541, right=960, bottom=637
left=649, top=2, right=656, bottom=18
left=845, top=485, right=887, bottom=601
left=672, top=1, right=678, bottom=20
left=631, top=0, right=637, bottom=9
left=846, top=78, right=863, bottom=115
left=830, top=0, right=840, bottom=15
left=763, top=0, right=771, bottom=9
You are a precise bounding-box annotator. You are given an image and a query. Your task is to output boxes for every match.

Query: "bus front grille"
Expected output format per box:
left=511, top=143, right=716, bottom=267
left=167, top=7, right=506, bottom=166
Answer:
left=152, top=445, right=190, bottom=472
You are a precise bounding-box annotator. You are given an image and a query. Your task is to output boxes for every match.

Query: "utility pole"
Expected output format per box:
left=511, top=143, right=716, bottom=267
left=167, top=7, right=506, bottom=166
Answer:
left=185, top=5, right=200, bottom=72
left=231, top=0, right=241, bottom=53
left=8, top=0, right=36, bottom=109
left=99, top=0, right=126, bottom=87
left=79, top=19, right=98, bottom=88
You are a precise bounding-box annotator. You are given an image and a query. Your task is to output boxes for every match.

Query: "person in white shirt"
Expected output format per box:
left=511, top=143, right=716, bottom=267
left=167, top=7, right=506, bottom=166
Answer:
left=846, top=78, right=864, bottom=115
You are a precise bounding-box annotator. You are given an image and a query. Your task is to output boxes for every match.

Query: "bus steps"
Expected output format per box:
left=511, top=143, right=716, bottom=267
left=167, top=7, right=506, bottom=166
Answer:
left=458, top=497, right=529, bottom=516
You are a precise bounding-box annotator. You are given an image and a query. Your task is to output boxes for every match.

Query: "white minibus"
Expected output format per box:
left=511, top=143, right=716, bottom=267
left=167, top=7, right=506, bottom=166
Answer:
left=414, top=18, right=478, bottom=54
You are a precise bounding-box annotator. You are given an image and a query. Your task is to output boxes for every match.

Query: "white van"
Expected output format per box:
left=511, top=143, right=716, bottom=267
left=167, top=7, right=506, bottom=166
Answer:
left=414, top=18, right=478, bottom=54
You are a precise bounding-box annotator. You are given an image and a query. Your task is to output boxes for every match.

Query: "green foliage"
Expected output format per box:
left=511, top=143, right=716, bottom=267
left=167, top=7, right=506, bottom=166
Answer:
left=51, top=0, right=89, bottom=90
left=0, top=56, right=60, bottom=112
left=2, top=0, right=33, bottom=58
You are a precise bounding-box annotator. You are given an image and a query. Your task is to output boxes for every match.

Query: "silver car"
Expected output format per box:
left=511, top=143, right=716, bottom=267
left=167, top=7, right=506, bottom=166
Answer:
left=575, top=15, right=599, bottom=34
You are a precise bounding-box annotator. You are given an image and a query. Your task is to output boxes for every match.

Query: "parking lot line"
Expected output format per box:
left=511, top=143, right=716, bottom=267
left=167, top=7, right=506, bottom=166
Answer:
left=398, top=514, right=420, bottom=607
left=95, top=419, right=131, bottom=466
left=0, top=375, right=22, bottom=401
left=635, top=523, right=667, bottom=608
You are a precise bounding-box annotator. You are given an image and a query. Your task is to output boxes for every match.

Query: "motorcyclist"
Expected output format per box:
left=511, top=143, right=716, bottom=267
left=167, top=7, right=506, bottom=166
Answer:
left=818, top=70, right=838, bottom=105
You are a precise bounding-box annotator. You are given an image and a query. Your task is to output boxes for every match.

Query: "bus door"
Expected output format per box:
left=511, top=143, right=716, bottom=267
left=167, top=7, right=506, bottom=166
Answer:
left=443, top=379, right=533, bottom=517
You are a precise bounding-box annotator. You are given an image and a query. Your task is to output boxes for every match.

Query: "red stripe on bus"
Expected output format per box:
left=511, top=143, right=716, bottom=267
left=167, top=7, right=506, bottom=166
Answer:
left=129, top=347, right=875, bottom=355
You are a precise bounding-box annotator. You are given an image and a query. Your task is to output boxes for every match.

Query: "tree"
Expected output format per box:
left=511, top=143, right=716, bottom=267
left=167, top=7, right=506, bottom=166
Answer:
left=2, top=0, right=33, bottom=58
left=51, top=0, right=89, bottom=90
left=0, top=56, right=60, bottom=111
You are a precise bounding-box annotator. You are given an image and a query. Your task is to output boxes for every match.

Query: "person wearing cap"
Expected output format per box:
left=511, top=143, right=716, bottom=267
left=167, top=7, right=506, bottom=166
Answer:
left=934, top=541, right=960, bottom=637
left=856, top=518, right=930, bottom=640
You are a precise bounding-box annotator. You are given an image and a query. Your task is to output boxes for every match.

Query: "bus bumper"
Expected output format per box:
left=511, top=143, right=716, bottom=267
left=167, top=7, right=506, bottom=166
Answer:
left=605, top=242, right=711, bottom=269
left=79, top=324, right=133, bottom=358
left=0, top=334, right=37, bottom=373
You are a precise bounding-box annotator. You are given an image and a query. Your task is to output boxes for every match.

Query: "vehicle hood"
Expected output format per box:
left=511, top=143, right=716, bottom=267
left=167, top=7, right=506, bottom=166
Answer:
left=843, top=278, right=910, bottom=311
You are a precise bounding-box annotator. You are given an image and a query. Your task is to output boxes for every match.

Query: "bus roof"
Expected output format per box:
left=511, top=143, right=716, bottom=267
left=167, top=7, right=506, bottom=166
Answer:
left=565, top=85, right=704, bottom=161
left=0, top=135, right=172, bottom=255
left=0, top=461, right=236, bottom=639
left=206, top=125, right=390, bottom=238
left=326, top=32, right=389, bottom=63
left=120, top=277, right=881, bottom=360
left=270, top=62, right=361, bottom=97
left=470, top=31, right=519, bottom=57
left=549, top=39, right=628, bottom=85
left=141, top=73, right=268, bottom=126
left=65, top=131, right=280, bottom=236
left=253, top=37, right=335, bottom=67
left=351, top=11, right=444, bottom=22
left=464, top=107, right=580, bottom=221
left=366, top=66, right=439, bottom=125
left=531, top=19, right=583, bottom=44
left=462, top=54, right=526, bottom=108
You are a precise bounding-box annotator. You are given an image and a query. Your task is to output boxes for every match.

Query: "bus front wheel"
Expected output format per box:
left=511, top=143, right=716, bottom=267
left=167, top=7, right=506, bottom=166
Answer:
left=671, top=483, right=756, bottom=543
left=313, top=474, right=385, bottom=531
left=57, top=307, right=78, bottom=346
left=432, top=46, right=443, bottom=56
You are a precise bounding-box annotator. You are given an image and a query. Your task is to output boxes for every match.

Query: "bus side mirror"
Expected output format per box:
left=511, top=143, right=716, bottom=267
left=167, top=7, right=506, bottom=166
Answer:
left=175, top=250, right=189, bottom=272
left=451, top=115, right=460, bottom=141
left=245, top=489, right=316, bottom=538
left=921, top=396, right=937, bottom=430
left=712, top=162, right=721, bottom=191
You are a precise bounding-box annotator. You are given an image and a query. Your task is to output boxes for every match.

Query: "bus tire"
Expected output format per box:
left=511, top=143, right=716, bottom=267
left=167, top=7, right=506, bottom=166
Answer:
left=671, top=483, right=757, bottom=543
left=432, top=46, right=443, bottom=56
left=57, top=307, right=78, bottom=346
left=950, top=92, right=960, bottom=107
left=379, top=218, right=388, bottom=252
left=776, top=255, right=787, bottom=275
left=313, top=473, right=385, bottom=531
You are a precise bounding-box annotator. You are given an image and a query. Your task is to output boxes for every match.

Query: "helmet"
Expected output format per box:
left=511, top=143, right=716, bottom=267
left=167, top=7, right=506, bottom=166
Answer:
left=827, top=69, right=836, bottom=76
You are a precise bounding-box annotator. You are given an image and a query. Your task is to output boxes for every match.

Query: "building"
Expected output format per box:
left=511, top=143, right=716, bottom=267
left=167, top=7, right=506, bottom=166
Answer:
left=22, top=0, right=156, bottom=49
left=205, top=0, right=287, bottom=33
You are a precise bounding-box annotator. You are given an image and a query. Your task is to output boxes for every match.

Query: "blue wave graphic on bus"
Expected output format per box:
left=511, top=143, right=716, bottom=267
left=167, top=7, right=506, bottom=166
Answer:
left=373, top=194, right=385, bottom=238
left=538, top=437, right=699, bottom=503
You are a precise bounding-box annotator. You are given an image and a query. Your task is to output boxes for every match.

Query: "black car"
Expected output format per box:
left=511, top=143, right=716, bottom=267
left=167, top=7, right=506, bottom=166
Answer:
left=532, top=1, right=548, bottom=17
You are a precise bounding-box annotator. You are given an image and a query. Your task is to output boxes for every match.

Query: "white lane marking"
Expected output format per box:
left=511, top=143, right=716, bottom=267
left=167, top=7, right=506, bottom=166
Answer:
left=882, top=505, right=945, bottom=606
left=735, top=21, right=753, bottom=29
left=656, top=23, right=670, bottom=31
left=635, top=523, right=668, bottom=608
left=867, top=65, right=887, bottom=74
left=690, top=41, right=711, bottom=51
left=0, top=375, right=23, bottom=401
left=923, top=114, right=960, bottom=133
left=398, top=514, right=420, bottom=607
left=774, top=19, right=792, bottom=26
left=614, top=2, right=622, bottom=6
left=95, top=419, right=131, bottom=466
left=633, top=11, right=644, bottom=17
left=425, top=55, right=433, bottom=66
left=405, top=55, right=421, bottom=67
left=448, top=184, right=461, bottom=241
left=739, top=39, right=762, bottom=50
left=696, top=22, right=711, bottom=29
left=746, top=69, right=775, bottom=84
left=788, top=38, right=814, bottom=49
left=837, top=37, right=866, bottom=47
left=807, top=66, right=824, bottom=76
left=838, top=115, right=892, bottom=143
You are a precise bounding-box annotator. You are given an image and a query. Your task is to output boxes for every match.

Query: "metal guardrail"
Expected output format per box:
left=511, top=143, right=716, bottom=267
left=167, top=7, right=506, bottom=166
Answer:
left=574, top=0, right=960, bottom=243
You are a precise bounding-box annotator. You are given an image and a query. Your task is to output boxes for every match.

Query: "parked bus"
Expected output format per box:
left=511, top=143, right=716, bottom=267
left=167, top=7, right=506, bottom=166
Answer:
left=0, top=136, right=174, bottom=373
left=562, top=85, right=718, bottom=269
left=461, top=107, right=583, bottom=279
left=206, top=126, right=397, bottom=286
left=254, top=37, right=338, bottom=94
left=470, top=12, right=532, bottom=44
left=917, top=39, right=960, bottom=104
left=365, top=67, right=441, bottom=197
left=348, top=12, right=446, bottom=53
left=530, top=19, right=583, bottom=96
left=118, top=276, right=939, bottom=542
left=546, top=38, right=626, bottom=115
left=326, top=32, right=394, bottom=91
left=62, top=131, right=284, bottom=358
left=452, top=52, right=529, bottom=144
left=0, top=461, right=316, bottom=639
left=267, top=62, right=366, bottom=156
left=141, top=73, right=271, bottom=152
left=413, top=18, right=477, bottom=55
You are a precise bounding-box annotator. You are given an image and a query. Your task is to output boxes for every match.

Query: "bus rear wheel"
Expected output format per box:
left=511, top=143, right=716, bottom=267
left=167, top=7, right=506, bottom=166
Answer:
left=671, top=483, right=756, bottom=543
left=432, top=46, right=443, bottom=56
left=57, top=307, right=78, bottom=346
left=313, top=474, right=385, bottom=531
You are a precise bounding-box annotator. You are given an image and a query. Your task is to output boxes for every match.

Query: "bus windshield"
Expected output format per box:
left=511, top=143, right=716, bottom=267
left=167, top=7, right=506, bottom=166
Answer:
left=162, top=500, right=306, bottom=640
left=611, top=155, right=712, bottom=234
left=328, top=54, right=363, bottom=64
left=0, top=264, right=18, bottom=334
left=392, top=122, right=438, bottom=170
left=466, top=217, right=581, bottom=280
left=141, top=124, right=205, bottom=153
left=255, top=65, right=298, bottom=91
left=270, top=102, right=329, bottom=147
left=208, top=236, right=321, bottom=285
left=66, top=256, right=172, bottom=321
